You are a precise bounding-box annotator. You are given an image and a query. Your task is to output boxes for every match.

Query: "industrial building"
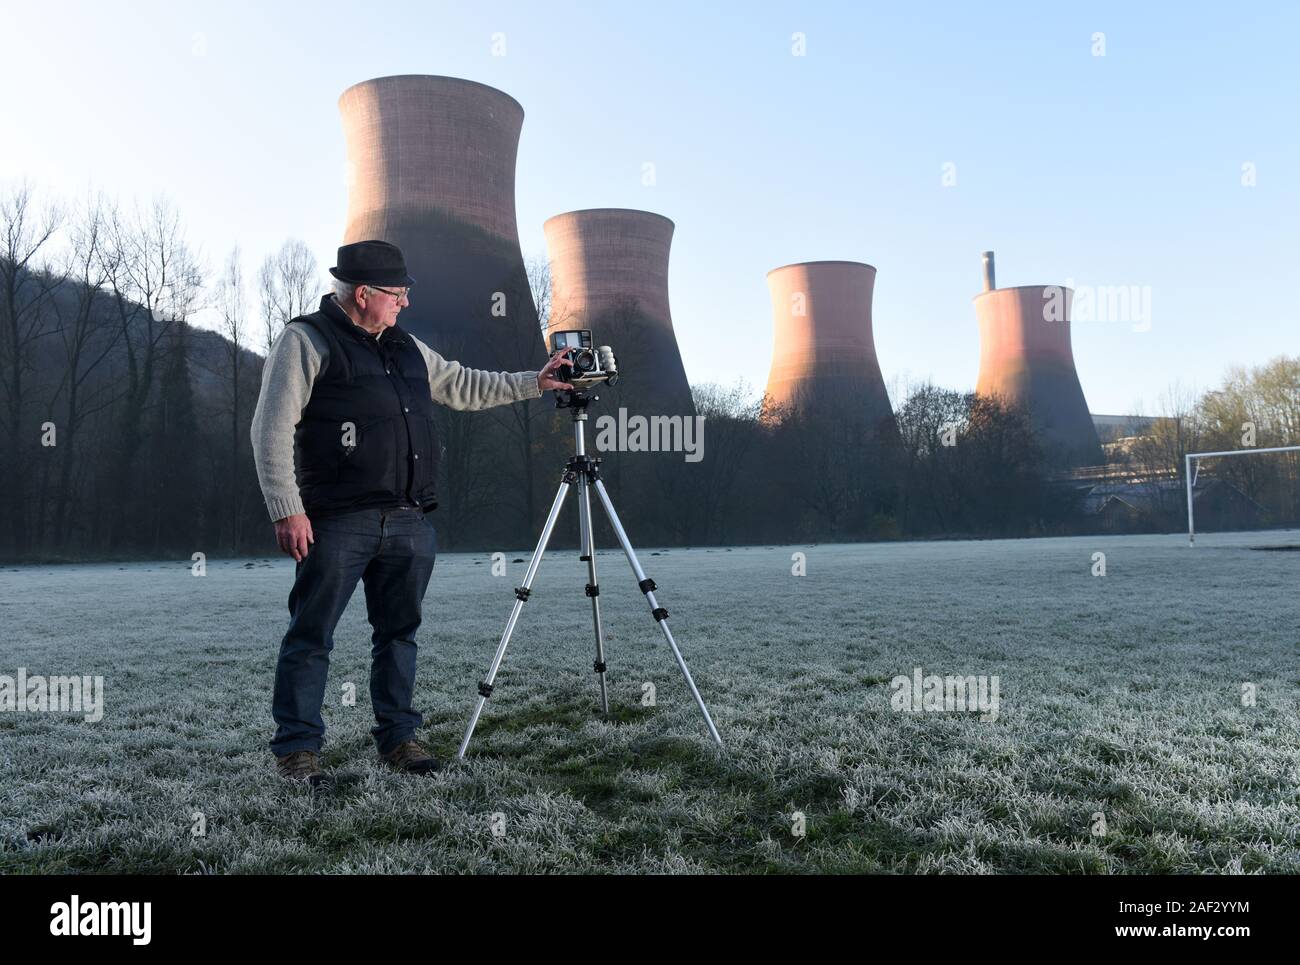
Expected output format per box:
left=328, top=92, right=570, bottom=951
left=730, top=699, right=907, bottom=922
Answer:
left=973, top=252, right=1103, bottom=467
left=338, top=74, right=545, bottom=371
left=762, top=260, right=896, bottom=439
left=543, top=208, right=695, bottom=418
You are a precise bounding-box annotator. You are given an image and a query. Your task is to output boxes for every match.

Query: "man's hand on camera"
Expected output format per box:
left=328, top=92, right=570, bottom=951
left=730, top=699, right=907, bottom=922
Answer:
left=274, top=513, right=315, bottom=562
left=538, top=348, right=576, bottom=392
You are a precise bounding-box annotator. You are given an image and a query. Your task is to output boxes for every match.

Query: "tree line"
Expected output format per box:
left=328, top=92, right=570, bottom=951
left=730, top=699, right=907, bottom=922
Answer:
left=1114, top=357, right=1300, bottom=530
left=2, top=183, right=1295, bottom=562
left=0, top=184, right=315, bottom=561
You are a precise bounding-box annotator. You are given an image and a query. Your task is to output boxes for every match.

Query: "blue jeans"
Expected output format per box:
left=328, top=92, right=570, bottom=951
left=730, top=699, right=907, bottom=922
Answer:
left=271, top=505, right=438, bottom=757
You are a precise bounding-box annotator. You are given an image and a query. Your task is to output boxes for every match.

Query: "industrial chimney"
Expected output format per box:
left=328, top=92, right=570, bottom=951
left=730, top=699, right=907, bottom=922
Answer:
left=973, top=252, right=1103, bottom=467
left=762, top=261, right=896, bottom=437
left=543, top=208, right=695, bottom=417
left=338, top=75, right=545, bottom=370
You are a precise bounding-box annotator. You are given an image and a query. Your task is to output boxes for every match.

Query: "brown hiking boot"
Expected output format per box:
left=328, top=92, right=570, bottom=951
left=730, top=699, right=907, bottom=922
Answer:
left=381, top=739, right=440, bottom=775
left=276, top=750, right=328, bottom=786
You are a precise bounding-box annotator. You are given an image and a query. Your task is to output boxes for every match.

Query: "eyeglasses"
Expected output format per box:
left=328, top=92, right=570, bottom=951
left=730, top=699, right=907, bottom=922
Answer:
left=365, top=285, right=410, bottom=303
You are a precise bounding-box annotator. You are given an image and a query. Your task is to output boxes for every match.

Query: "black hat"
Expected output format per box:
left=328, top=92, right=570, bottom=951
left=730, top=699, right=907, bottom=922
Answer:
left=329, top=240, right=416, bottom=287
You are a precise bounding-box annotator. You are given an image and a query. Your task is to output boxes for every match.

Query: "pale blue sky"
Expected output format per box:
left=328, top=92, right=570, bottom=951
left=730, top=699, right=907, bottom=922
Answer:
left=4, top=0, right=1296, bottom=413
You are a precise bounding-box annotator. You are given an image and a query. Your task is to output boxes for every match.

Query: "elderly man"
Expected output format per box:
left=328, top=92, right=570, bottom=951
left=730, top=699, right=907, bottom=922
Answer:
left=251, top=240, right=573, bottom=785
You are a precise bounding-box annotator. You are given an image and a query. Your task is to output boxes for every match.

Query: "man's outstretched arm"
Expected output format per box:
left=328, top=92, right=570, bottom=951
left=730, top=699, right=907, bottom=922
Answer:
left=415, top=339, right=571, bottom=410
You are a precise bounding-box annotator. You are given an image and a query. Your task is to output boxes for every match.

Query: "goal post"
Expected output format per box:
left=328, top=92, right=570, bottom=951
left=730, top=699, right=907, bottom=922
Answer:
left=1185, top=445, right=1300, bottom=545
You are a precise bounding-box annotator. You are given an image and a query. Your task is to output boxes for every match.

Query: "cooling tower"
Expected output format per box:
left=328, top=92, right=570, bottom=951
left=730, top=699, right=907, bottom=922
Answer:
left=973, top=252, right=1102, bottom=467
left=543, top=209, right=695, bottom=417
left=339, top=75, right=545, bottom=370
left=762, top=261, right=896, bottom=436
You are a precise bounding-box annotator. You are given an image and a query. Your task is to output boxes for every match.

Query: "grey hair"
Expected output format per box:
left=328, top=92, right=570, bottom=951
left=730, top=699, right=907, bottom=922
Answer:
left=331, top=278, right=359, bottom=302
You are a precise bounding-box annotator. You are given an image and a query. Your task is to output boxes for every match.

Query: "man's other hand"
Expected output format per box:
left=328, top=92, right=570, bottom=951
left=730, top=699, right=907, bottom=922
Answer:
left=274, top=513, right=315, bottom=561
left=538, top=348, right=576, bottom=392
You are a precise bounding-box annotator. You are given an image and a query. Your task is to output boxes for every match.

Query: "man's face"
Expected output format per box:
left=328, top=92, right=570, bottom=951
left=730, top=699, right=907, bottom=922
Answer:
left=357, top=285, right=409, bottom=332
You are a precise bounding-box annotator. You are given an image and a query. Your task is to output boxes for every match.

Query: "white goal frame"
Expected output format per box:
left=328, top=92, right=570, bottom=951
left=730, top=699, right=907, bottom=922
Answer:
left=1185, top=445, right=1300, bottom=545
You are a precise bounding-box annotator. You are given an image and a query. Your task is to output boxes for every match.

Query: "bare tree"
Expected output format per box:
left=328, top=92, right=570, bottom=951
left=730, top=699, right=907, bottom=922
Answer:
left=1195, top=356, right=1300, bottom=523
left=481, top=255, right=562, bottom=535
left=893, top=383, right=971, bottom=534
left=100, top=197, right=204, bottom=550
left=1122, top=382, right=1201, bottom=526
left=258, top=239, right=319, bottom=353
left=48, top=191, right=125, bottom=549
left=530, top=253, right=560, bottom=343
left=0, top=182, right=64, bottom=556
left=686, top=379, right=764, bottom=542
left=218, top=245, right=250, bottom=547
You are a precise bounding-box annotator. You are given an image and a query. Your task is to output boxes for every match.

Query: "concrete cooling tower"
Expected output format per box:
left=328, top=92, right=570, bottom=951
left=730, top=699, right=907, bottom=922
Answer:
left=762, top=261, right=896, bottom=437
left=339, top=75, right=545, bottom=370
left=973, top=252, right=1103, bottom=467
left=543, top=209, right=695, bottom=417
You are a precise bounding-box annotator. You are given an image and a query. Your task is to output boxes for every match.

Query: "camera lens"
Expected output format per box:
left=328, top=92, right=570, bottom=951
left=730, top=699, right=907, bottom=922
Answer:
left=573, top=349, right=596, bottom=373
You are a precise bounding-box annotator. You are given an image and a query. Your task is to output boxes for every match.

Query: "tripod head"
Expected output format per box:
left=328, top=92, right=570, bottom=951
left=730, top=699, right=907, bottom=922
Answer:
left=553, top=387, right=601, bottom=411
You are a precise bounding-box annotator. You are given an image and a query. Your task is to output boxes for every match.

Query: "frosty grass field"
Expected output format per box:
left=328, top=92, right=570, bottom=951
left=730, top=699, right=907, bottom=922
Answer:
left=2, top=530, right=1297, bottom=874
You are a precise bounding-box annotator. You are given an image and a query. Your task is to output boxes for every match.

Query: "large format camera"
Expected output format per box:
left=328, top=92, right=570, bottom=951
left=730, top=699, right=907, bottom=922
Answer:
left=550, top=330, right=619, bottom=388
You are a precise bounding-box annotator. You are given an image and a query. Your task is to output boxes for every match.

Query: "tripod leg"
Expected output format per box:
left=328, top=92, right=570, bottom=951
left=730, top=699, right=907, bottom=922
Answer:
left=457, top=477, right=573, bottom=759
left=575, top=473, right=610, bottom=714
left=590, top=478, right=723, bottom=748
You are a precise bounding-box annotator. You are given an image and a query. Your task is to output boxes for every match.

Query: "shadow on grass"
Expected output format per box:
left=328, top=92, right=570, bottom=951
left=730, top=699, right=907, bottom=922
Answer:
left=471, top=697, right=658, bottom=740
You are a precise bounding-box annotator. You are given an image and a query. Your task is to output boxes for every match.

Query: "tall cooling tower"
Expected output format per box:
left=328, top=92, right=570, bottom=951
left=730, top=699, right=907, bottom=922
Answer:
left=973, top=252, right=1102, bottom=467
left=339, top=75, right=545, bottom=370
left=762, top=261, right=896, bottom=436
left=542, top=209, right=695, bottom=418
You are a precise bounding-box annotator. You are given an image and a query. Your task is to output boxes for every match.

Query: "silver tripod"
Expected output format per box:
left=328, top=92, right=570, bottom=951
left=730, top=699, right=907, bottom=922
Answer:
left=457, top=396, right=723, bottom=758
